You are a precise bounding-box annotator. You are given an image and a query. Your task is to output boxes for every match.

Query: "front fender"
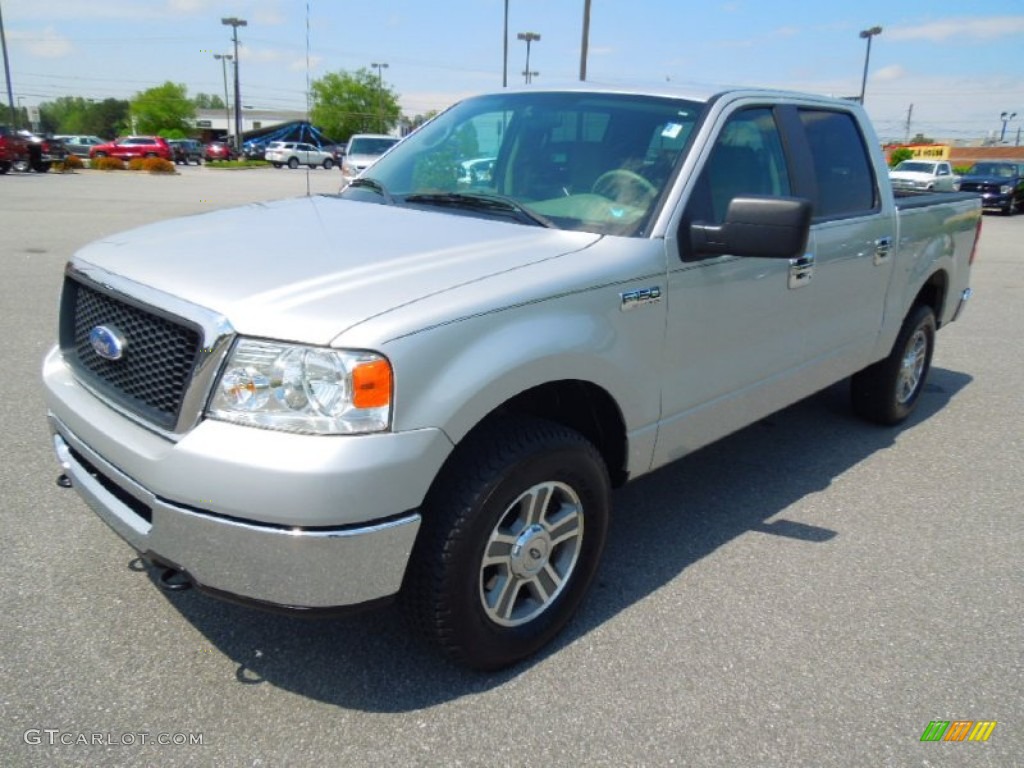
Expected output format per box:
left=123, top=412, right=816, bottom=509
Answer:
left=381, top=283, right=667, bottom=474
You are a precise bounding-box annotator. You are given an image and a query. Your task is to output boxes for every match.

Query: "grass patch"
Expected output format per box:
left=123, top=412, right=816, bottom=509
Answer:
left=205, top=159, right=270, bottom=170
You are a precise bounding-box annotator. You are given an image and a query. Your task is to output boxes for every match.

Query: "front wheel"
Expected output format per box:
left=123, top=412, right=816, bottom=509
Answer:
left=322, top=158, right=334, bottom=170
left=403, top=417, right=610, bottom=670
left=287, top=157, right=299, bottom=169
left=851, top=304, right=936, bottom=425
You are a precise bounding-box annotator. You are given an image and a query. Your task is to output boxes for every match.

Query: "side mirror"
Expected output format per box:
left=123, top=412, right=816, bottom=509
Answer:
left=690, top=196, right=812, bottom=259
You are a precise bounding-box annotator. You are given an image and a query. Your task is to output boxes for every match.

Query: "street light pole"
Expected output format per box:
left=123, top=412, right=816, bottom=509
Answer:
left=517, top=32, right=541, bottom=84
left=221, top=16, right=247, bottom=153
left=858, top=26, right=882, bottom=105
left=213, top=54, right=232, bottom=143
left=999, top=111, right=1017, bottom=143
left=371, top=62, right=389, bottom=133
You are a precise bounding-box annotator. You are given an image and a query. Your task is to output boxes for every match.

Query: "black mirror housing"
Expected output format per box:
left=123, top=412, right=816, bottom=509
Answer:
left=690, top=196, right=812, bottom=259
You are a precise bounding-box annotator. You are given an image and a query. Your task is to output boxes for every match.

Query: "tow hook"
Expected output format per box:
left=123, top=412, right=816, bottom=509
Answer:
left=56, top=473, right=72, bottom=488
left=158, top=568, right=192, bottom=592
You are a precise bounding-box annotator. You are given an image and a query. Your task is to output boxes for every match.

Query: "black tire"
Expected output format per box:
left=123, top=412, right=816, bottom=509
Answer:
left=402, top=416, right=610, bottom=670
left=287, top=157, right=299, bottom=169
left=1004, top=197, right=1016, bottom=216
left=0, top=162, right=9, bottom=174
left=851, top=304, right=936, bottom=425
left=322, top=158, right=334, bottom=170
left=272, top=162, right=282, bottom=168
left=32, top=161, right=51, bottom=173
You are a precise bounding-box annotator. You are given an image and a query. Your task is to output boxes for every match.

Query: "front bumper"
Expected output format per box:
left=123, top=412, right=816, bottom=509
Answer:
left=43, top=346, right=454, bottom=609
left=51, top=420, right=422, bottom=609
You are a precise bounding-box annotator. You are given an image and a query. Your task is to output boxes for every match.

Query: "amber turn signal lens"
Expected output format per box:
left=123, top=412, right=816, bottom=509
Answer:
left=352, top=359, right=392, bottom=409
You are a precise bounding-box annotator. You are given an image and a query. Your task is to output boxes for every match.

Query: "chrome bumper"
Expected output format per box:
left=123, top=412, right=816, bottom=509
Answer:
left=952, top=287, right=973, bottom=323
left=51, top=422, right=421, bottom=609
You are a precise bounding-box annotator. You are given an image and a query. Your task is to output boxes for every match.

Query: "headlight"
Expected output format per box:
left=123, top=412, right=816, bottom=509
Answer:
left=1000, top=184, right=1013, bottom=195
left=207, top=339, right=392, bottom=434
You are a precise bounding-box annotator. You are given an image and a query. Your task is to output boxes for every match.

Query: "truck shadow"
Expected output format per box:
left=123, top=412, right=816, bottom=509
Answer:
left=151, top=367, right=970, bottom=712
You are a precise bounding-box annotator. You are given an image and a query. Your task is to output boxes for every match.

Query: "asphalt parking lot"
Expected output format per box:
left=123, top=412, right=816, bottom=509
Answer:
left=1, top=166, right=1021, bottom=767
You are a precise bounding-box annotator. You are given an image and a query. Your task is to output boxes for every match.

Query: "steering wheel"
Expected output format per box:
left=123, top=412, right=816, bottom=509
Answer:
left=591, top=169, right=658, bottom=205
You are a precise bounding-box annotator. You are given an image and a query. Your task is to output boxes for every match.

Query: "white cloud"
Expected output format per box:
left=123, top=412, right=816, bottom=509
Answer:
left=888, top=16, right=1024, bottom=42
left=873, top=65, right=907, bottom=82
left=11, top=27, right=74, bottom=59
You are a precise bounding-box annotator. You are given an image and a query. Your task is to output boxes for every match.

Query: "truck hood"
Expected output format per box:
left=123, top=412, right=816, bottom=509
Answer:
left=73, top=195, right=601, bottom=345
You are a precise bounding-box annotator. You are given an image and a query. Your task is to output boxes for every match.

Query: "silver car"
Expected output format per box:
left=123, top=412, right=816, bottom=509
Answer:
left=265, top=141, right=335, bottom=170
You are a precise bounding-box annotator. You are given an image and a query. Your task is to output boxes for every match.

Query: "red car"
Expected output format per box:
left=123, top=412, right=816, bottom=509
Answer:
left=90, top=136, right=172, bottom=161
left=204, top=142, right=235, bottom=161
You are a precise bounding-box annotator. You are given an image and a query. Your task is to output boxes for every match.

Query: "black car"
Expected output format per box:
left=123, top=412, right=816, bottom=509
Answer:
left=18, top=130, right=68, bottom=172
left=958, top=160, right=1024, bottom=215
left=168, top=139, right=204, bottom=165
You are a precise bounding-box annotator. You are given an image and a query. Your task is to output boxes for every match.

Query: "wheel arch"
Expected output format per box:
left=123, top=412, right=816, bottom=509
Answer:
left=913, top=269, right=948, bottom=327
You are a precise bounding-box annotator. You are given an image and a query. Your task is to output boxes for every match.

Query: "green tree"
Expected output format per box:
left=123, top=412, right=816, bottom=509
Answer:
left=130, top=81, right=195, bottom=135
left=193, top=93, right=225, bottom=109
left=888, top=147, right=914, bottom=167
left=310, top=68, right=401, bottom=141
left=38, top=96, right=130, bottom=138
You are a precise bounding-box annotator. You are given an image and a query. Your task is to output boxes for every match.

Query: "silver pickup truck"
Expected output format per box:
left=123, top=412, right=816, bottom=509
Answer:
left=43, top=86, right=981, bottom=670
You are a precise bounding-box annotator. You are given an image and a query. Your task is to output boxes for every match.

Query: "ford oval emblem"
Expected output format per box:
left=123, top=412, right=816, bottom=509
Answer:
left=89, top=325, right=126, bottom=361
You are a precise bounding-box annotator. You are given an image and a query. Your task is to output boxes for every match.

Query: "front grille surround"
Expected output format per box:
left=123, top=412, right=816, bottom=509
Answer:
left=58, top=263, right=236, bottom=436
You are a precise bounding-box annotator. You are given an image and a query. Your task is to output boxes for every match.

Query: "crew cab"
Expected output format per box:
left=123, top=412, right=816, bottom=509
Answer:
left=957, top=160, right=1023, bottom=215
left=43, top=86, right=981, bottom=670
left=888, top=159, right=959, bottom=192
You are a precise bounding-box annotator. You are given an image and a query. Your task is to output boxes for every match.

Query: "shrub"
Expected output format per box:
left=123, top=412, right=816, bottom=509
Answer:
left=90, top=156, right=125, bottom=171
left=53, top=155, right=84, bottom=172
left=141, top=157, right=176, bottom=174
left=954, top=165, right=972, bottom=176
left=888, top=147, right=914, bottom=168
left=127, top=157, right=146, bottom=171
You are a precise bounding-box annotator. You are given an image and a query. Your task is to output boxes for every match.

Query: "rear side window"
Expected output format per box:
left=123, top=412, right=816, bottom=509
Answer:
left=798, top=109, right=877, bottom=218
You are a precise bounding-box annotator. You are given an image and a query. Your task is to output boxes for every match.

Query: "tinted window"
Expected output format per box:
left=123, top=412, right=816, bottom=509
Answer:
left=687, top=107, right=792, bottom=225
left=798, top=109, right=877, bottom=218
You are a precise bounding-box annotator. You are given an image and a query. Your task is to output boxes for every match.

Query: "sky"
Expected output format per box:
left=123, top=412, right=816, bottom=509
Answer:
left=4, top=0, right=1024, bottom=144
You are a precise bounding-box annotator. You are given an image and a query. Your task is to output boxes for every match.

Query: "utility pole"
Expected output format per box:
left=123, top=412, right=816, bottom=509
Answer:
left=502, top=0, right=509, bottom=87
left=221, top=16, right=247, bottom=153
left=904, top=103, right=913, bottom=144
left=214, top=53, right=232, bottom=143
left=0, top=1, right=16, bottom=128
left=579, top=0, right=591, bottom=81
left=371, top=62, right=389, bottom=133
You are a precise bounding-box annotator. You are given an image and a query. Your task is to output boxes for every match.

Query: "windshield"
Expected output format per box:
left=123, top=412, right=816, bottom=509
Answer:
left=968, top=163, right=1015, bottom=177
left=893, top=161, right=935, bottom=173
left=342, top=91, right=705, bottom=236
left=349, top=137, right=399, bottom=155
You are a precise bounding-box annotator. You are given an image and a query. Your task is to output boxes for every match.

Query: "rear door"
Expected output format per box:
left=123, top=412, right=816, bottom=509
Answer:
left=783, top=106, right=896, bottom=373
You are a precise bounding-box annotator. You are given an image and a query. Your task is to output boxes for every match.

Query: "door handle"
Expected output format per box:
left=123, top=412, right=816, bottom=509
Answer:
left=788, top=253, right=814, bottom=289
left=874, top=236, right=893, bottom=265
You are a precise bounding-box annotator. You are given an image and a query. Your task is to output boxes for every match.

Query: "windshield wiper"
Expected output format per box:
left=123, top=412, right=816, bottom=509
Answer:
left=403, top=192, right=555, bottom=228
left=346, top=177, right=395, bottom=205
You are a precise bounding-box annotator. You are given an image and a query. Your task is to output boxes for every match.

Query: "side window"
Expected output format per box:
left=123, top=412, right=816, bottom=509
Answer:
left=688, top=107, right=791, bottom=225
left=798, top=109, right=877, bottom=218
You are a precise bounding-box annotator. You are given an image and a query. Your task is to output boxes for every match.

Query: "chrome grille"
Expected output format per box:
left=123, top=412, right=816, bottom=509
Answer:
left=60, top=277, right=202, bottom=429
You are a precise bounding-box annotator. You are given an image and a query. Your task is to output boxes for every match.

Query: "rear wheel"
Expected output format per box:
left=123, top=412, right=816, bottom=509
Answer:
left=403, top=416, right=610, bottom=670
left=851, top=304, right=936, bottom=425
